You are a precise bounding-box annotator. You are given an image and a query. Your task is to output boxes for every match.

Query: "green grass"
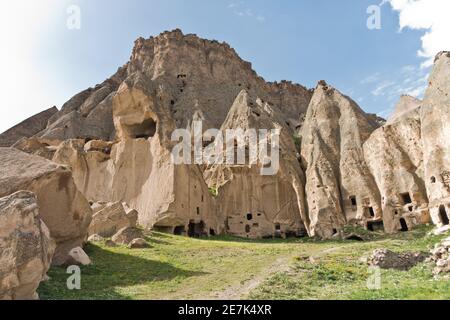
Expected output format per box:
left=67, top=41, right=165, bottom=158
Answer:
left=38, top=226, right=450, bottom=300
left=249, top=226, right=450, bottom=300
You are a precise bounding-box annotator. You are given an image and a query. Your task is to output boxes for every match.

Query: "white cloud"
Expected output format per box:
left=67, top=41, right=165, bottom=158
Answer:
left=388, top=0, right=450, bottom=68
left=371, top=81, right=396, bottom=96
left=227, top=1, right=266, bottom=23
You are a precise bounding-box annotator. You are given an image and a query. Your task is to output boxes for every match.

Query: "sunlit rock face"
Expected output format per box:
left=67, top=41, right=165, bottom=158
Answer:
left=2, top=28, right=449, bottom=240
left=300, top=81, right=381, bottom=238
left=420, top=52, right=450, bottom=227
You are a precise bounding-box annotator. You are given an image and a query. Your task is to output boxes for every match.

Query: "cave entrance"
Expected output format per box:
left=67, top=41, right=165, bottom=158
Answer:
left=368, top=207, right=375, bottom=217
left=439, top=205, right=449, bottom=226
left=367, top=220, right=384, bottom=232
left=399, top=218, right=409, bottom=232
left=174, top=226, right=185, bottom=235
left=400, top=192, right=412, bottom=205
left=188, top=220, right=206, bottom=238
left=128, top=118, right=157, bottom=139
left=350, top=196, right=357, bottom=207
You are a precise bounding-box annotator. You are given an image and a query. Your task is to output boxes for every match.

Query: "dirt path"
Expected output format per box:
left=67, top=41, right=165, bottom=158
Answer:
left=209, top=255, right=293, bottom=300
left=209, top=244, right=349, bottom=300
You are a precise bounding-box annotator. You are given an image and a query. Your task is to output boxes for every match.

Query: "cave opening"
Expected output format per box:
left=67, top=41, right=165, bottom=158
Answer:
left=439, top=205, right=449, bottom=226
left=350, top=196, right=357, bottom=207
left=368, top=207, right=375, bottom=217
left=399, top=218, right=409, bottom=232
left=127, top=118, right=157, bottom=139
left=188, top=220, right=206, bottom=238
left=246, top=213, right=253, bottom=221
left=174, top=226, right=185, bottom=235
left=400, top=192, right=412, bottom=205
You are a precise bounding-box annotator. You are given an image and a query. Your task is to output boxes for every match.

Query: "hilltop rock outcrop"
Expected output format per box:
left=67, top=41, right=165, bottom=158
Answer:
left=0, top=148, right=92, bottom=265
left=0, top=191, right=55, bottom=300
left=1, top=31, right=449, bottom=243
left=0, top=107, right=58, bottom=147
left=300, top=82, right=381, bottom=238
left=204, top=90, right=308, bottom=238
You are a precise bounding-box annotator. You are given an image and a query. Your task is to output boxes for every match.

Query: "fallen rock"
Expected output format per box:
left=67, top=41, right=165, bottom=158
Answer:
left=367, top=249, right=428, bottom=270
left=0, top=148, right=92, bottom=265
left=430, top=225, right=450, bottom=236
left=128, top=238, right=150, bottom=249
left=87, top=234, right=105, bottom=243
left=89, top=202, right=138, bottom=238
left=428, top=236, right=450, bottom=277
left=0, top=191, right=56, bottom=300
left=64, top=247, right=91, bottom=266
left=112, top=227, right=144, bottom=245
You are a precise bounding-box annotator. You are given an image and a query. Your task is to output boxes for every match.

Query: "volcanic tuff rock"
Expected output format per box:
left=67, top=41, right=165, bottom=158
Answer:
left=0, top=191, right=55, bottom=300
left=88, top=201, right=139, bottom=238
left=0, top=148, right=92, bottom=265
left=300, top=82, right=381, bottom=238
left=204, top=90, right=308, bottom=238
left=1, top=30, right=449, bottom=242
left=0, top=107, right=58, bottom=147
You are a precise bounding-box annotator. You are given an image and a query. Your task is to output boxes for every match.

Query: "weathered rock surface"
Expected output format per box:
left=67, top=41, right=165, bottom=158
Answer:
left=0, top=107, right=58, bottom=147
left=428, top=236, right=450, bottom=277
left=0, top=148, right=92, bottom=265
left=367, top=249, right=428, bottom=270
left=88, top=202, right=138, bottom=238
left=0, top=191, right=55, bottom=300
left=204, top=90, right=308, bottom=238
left=2, top=30, right=449, bottom=240
left=300, top=81, right=381, bottom=238
left=64, top=247, right=91, bottom=266
left=128, top=238, right=150, bottom=249
left=111, top=227, right=144, bottom=245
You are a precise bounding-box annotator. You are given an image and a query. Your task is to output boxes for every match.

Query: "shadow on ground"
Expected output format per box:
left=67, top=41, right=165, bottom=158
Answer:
left=38, top=244, right=207, bottom=300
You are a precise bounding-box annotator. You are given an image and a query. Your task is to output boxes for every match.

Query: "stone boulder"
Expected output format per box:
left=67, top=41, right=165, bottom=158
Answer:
left=0, top=191, right=55, bottom=300
left=87, top=234, right=105, bottom=243
left=428, top=236, right=450, bottom=277
left=111, top=227, right=144, bottom=245
left=128, top=238, right=150, bottom=249
left=88, top=202, right=139, bottom=238
left=367, top=249, right=428, bottom=270
left=64, top=247, right=91, bottom=266
left=0, top=147, right=92, bottom=265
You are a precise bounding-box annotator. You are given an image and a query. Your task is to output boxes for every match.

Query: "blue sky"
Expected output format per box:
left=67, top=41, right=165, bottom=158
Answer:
left=0, top=0, right=447, bottom=132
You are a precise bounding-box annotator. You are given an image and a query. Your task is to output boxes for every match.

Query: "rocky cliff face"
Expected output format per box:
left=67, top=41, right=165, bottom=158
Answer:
left=0, top=30, right=449, bottom=242
left=300, top=82, right=382, bottom=238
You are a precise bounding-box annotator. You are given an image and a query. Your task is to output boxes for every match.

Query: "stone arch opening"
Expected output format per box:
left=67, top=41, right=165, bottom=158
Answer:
left=399, top=218, right=409, bottom=232
left=350, top=196, right=357, bottom=207
left=439, top=205, right=449, bottom=226
left=400, top=192, right=412, bottom=205
left=127, top=118, right=157, bottom=139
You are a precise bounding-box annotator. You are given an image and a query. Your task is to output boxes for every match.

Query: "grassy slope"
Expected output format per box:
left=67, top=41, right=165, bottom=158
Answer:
left=38, top=226, right=450, bottom=300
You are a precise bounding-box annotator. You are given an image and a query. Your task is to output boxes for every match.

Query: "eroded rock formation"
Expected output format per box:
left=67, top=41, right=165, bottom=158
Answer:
left=0, top=148, right=92, bottom=265
left=0, top=191, right=55, bottom=300
left=0, top=30, right=449, bottom=243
